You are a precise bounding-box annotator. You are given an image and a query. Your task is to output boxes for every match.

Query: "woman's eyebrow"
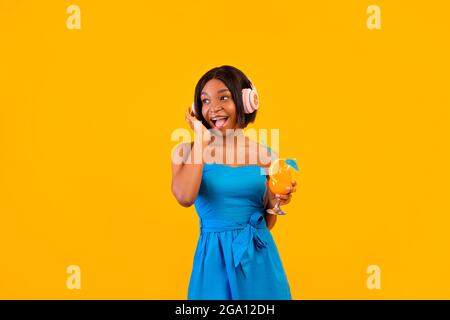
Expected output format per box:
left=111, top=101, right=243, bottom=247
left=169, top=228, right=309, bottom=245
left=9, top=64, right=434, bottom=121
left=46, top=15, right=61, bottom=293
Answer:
left=201, top=88, right=230, bottom=96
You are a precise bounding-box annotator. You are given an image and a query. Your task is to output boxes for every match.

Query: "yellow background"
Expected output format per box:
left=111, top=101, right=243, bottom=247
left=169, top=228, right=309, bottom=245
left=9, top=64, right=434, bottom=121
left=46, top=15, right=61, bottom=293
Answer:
left=1, top=0, right=449, bottom=299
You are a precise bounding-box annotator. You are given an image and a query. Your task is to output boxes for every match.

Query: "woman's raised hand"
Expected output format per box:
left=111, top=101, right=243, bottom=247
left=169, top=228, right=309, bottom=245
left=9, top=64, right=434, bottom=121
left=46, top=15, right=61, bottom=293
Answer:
left=185, top=106, right=212, bottom=144
left=266, top=179, right=297, bottom=206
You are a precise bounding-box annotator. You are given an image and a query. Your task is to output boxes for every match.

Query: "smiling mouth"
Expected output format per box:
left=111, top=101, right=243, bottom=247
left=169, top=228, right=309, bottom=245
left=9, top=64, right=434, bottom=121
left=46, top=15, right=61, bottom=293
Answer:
left=211, top=116, right=229, bottom=129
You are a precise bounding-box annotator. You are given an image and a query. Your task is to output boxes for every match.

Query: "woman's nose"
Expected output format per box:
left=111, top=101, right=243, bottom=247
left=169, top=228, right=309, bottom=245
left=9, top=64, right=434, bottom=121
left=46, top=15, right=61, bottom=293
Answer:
left=210, top=103, right=223, bottom=113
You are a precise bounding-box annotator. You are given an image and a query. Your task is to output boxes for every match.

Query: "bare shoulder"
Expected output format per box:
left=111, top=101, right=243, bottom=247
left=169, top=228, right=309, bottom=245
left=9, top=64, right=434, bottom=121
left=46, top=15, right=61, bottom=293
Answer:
left=247, top=138, right=277, bottom=168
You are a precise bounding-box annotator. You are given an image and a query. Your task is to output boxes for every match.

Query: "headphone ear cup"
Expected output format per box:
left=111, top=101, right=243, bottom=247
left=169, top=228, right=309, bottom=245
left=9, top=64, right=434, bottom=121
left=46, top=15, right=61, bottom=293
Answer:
left=242, top=87, right=259, bottom=113
left=249, top=88, right=259, bottom=112
left=242, top=88, right=251, bottom=113
left=242, top=78, right=259, bottom=114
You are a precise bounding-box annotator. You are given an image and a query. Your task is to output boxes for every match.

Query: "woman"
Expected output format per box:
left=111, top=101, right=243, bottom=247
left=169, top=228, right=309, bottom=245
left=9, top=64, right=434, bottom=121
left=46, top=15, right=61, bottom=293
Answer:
left=171, top=65, right=296, bottom=299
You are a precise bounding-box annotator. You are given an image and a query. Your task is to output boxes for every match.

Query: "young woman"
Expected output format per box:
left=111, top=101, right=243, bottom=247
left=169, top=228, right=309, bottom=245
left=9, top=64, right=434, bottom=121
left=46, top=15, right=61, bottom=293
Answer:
left=171, top=65, right=296, bottom=300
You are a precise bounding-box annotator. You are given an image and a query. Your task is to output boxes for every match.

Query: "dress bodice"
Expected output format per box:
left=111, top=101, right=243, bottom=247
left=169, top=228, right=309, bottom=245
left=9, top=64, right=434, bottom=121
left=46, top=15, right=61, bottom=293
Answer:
left=194, top=164, right=268, bottom=231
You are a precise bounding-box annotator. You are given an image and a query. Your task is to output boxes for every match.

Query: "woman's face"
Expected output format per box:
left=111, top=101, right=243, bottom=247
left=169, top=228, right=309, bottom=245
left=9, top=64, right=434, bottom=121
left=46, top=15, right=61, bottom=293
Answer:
left=200, top=78, right=238, bottom=134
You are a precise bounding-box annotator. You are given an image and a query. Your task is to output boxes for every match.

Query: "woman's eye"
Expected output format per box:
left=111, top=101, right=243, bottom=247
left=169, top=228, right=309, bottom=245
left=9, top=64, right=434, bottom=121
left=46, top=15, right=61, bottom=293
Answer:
left=202, top=96, right=228, bottom=104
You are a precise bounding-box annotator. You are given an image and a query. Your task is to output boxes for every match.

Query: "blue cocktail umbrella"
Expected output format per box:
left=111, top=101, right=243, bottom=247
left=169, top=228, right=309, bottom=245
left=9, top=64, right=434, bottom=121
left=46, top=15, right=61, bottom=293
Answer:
left=285, top=159, right=299, bottom=172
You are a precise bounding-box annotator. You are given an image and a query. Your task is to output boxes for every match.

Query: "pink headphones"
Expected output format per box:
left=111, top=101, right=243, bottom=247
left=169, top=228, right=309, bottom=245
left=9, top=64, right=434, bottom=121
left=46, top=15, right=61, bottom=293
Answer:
left=192, top=79, right=259, bottom=117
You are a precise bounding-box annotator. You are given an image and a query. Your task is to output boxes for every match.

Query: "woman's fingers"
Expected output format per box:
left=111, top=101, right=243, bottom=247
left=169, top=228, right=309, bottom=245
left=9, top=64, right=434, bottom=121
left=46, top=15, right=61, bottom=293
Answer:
left=284, top=186, right=296, bottom=193
left=185, top=106, right=193, bottom=121
left=284, top=180, right=297, bottom=191
left=275, top=183, right=296, bottom=204
left=185, top=106, right=196, bottom=130
left=185, top=106, right=190, bottom=121
left=275, top=193, right=291, bottom=200
left=276, top=193, right=291, bottom=205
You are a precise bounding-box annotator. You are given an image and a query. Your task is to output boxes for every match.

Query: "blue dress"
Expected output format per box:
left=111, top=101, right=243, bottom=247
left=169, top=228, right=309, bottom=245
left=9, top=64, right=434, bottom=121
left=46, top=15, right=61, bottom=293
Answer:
left=187, top=163, right=292, bottom=300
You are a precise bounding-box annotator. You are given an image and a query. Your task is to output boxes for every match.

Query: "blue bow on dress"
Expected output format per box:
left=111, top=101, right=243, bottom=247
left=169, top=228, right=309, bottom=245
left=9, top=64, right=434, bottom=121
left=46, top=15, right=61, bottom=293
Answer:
left=231, top=211, right=268, bottom=278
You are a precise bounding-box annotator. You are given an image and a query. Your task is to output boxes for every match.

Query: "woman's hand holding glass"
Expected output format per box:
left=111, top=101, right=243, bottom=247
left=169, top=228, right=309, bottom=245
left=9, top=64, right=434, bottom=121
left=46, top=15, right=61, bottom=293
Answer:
left=266, top=159, right=299, bottom=215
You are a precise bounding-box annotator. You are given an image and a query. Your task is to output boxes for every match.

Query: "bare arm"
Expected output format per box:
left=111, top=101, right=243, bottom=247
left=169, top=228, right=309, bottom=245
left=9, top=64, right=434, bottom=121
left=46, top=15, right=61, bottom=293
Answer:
left=263, top=147, right=278, bottom=230
left=265, top=197, right=278, bottom=230
left=171, top=140, right=210, bottom=207
left=265, top=214, right=278, bottom=230
left=171, top=106, right=212, bottom=207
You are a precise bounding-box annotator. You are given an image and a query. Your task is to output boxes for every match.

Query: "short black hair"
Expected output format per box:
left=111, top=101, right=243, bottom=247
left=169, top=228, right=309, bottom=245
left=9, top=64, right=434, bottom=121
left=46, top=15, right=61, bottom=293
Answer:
left=194, top=65, right=257, bottom=129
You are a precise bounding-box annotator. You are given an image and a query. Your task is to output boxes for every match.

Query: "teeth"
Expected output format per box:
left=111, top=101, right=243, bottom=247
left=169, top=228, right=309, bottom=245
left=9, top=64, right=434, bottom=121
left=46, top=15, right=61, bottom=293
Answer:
left=211, top=116, right=227, bottom=121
